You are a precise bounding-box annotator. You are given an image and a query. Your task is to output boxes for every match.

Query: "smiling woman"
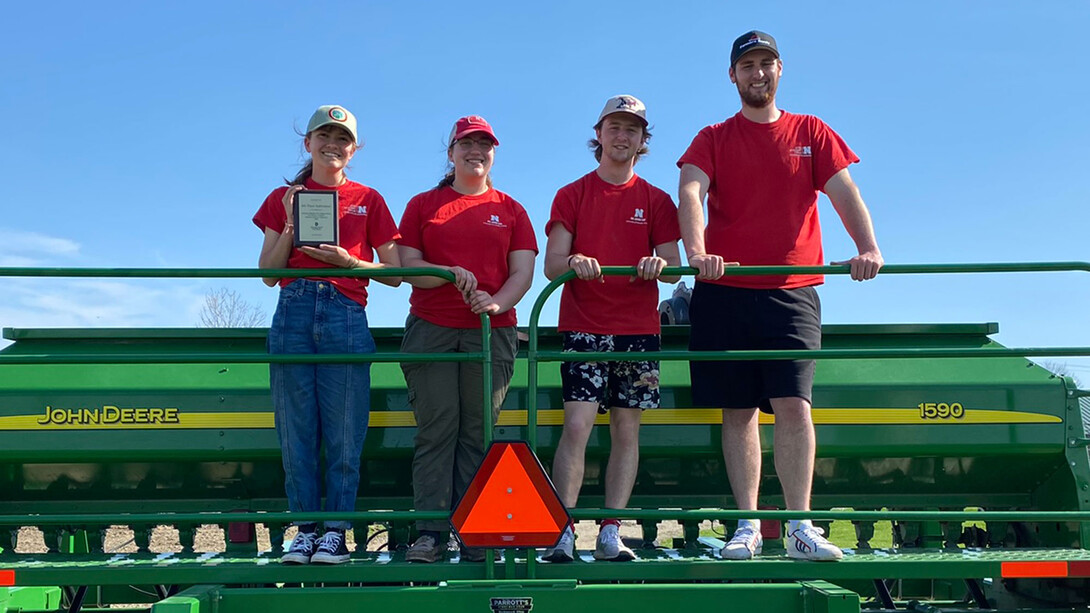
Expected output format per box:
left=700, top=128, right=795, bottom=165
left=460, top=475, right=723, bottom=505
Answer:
left=396, top=115, right=539, bottom=563
left=251, top=104, right=403, bottom=566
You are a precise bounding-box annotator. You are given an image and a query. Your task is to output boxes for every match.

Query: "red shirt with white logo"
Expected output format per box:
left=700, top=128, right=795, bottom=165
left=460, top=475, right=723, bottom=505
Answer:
left=676, top=111, right=858, bottom=289
left=546, top=172, right=680, bottom=335
left=252, top=178, right=400, bottom=307
left=399, top=186, right=538, bottom=328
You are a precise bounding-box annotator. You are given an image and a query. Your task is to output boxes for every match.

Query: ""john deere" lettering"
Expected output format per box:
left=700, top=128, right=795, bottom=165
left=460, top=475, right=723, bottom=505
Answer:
left=36, top=405, right=180, bottom=426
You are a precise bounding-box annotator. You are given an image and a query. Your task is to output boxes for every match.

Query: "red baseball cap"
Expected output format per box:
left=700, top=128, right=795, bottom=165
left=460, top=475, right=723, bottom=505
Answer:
left=448, top=115, right=499, bottom=146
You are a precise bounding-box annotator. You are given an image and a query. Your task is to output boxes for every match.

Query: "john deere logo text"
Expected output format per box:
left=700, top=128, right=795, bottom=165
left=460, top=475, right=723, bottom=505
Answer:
left=37, top=405, right=180, bottom=426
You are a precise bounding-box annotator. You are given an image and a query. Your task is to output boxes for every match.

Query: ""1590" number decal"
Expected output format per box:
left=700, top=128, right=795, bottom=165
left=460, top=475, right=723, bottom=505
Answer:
left=918, top=402, right=965, bottom=419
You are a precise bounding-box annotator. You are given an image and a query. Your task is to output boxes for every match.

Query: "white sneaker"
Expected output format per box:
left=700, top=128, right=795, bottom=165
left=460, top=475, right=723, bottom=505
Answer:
left=786, top=524, right=843, bottom=561
left=720, top=525, right=763, bottom=560
left=542, top=526, right=575, bottom=563
left=593, top=523, right=635, bottom=561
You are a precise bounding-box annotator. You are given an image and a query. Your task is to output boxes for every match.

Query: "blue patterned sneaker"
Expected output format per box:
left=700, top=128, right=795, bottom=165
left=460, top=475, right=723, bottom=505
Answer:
left=311, top=529, right=350, bottom=564
left=281, top=525, right=318, bottom=564
left=720, top=524, right=763, bottom=560
left=786, top=522, right=843, bottom=561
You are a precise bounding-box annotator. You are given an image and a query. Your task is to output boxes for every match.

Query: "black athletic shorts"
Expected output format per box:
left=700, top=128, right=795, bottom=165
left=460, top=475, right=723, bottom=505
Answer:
left=688, top=282, right=821, bottom=412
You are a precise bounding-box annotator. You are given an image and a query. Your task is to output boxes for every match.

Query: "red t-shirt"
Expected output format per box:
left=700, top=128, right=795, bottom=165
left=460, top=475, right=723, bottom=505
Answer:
left=399, top=186, right=538, bottom=329
left=252, top=177, right=400, bottom=307
left=676, top=111, right=858, bottom=289
left=546, top=172, right=680, bottom=335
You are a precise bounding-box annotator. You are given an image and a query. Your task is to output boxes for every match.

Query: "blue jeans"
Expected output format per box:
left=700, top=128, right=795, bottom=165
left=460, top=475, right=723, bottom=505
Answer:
left=268, top=279, right=375, bottom=530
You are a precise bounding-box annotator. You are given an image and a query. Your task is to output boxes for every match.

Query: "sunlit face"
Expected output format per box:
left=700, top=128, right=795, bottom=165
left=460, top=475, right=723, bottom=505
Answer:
left=449, top=131, right=496, bottom=179
left=304, top=125, right=357, bottom=171
left=729, top=49, right=782, bottom=108
left=595, top=114, right=646, bottom=164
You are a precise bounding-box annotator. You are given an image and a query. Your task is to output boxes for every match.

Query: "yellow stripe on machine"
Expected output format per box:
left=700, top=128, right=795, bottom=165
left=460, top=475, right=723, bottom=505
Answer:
left=0, top=407, right=1062, bottom=430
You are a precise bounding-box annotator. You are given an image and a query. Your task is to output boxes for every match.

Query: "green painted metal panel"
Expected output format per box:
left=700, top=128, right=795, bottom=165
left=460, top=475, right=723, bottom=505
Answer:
left=799, top=581, right=861, bottom=613
left=150, top=585, right=221, bottom=613
left=0, top=586, right=61, bottom=610
left=0, top=319, right=1087, bottom=604
left=0, top=323, right=1079, bottom=520
left=213, top=583, right=821, bottom=613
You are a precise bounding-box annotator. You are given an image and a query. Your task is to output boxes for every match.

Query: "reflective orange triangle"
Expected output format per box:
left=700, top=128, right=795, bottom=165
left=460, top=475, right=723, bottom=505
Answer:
left=459, top=445, right=559, bottom=533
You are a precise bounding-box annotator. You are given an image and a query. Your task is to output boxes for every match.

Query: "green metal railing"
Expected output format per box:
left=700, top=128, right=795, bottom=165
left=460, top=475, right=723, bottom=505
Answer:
left=511, top=260, right=1090, bottom=576
left=0, top=264, right=511, bottom=577
left=0, top=266, right=490, bottom=381
left=2, top=261, right=1090, bottom=581
left=0, top=265, right=513, bottom=580
left=0, top=267, right=491, bottom=411
left=525, top=262, right=1090, bottom=448
left=4, top=509, right=1090, bottom=526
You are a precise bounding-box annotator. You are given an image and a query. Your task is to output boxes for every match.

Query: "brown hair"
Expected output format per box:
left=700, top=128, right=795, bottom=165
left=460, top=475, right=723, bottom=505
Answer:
left=588, top=125, right=652, bottom=163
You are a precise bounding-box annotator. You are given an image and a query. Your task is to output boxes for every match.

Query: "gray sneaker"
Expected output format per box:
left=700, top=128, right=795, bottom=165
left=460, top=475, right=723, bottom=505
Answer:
left=593, top=524, right=635, bottom=561
left=542, top=526, right=575, bottom=563
left=406, top=533, right=444, bottom=563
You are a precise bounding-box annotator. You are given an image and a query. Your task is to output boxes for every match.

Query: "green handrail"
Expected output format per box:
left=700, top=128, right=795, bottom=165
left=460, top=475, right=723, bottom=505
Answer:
left=0, top=265, right=496, bottom=559
left=3, top=261, right=1090, bottom=567
left=3, top=261, right=1088, bottom=279
left=3, top=509, right=1090, bottom=527
left=525, top=262, right=1090, bottom=449
left=0, top=267, right=411, bottom=278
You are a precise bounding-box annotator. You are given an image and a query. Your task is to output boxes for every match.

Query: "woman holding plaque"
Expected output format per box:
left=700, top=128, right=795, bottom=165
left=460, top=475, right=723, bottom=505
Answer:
left=253, top=104, right=401, bottom=565
left=397, top=115, right=537, bottom=563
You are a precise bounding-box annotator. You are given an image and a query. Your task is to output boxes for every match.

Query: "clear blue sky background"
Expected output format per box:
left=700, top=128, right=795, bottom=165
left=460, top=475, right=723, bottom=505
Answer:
left=2, top=1, right=1088, bottom=380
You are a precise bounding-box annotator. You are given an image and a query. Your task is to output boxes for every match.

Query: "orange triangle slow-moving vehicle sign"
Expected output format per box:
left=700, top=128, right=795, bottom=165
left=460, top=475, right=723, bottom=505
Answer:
left=451, top=441, right=571, bottom=548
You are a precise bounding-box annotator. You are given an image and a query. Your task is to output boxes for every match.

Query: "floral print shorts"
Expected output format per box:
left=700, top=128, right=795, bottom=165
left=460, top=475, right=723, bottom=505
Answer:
left=560, top=332, right=660, bottom=414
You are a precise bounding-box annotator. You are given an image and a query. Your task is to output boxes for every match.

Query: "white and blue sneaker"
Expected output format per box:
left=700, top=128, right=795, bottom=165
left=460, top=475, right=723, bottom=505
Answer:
left=720, top=524, right=763, bottom=560
left=786, top=522, right=843, bottom=561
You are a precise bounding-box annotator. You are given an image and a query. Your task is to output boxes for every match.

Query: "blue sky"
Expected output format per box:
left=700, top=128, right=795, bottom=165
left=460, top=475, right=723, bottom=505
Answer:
left=2, top=1, right=1088, bottom=379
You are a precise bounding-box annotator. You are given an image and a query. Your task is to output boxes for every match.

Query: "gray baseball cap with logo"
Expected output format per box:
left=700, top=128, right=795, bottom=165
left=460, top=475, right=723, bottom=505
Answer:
left=306, top=105, right=358, bottom=143
left=595, top=95, right=648, bottom=128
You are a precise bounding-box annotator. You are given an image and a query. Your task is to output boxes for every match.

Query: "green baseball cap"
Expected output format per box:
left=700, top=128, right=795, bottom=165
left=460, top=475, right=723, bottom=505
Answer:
left=306, top=105, right=358, bottom=143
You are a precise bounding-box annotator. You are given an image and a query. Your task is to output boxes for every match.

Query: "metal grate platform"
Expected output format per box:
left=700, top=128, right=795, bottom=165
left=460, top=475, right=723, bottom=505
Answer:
left=3, top=547, right=1090, bottom=587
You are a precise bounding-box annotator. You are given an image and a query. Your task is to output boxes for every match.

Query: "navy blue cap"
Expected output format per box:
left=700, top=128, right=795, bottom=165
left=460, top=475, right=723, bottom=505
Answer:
left=731, top=30, right=779, bottom=66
